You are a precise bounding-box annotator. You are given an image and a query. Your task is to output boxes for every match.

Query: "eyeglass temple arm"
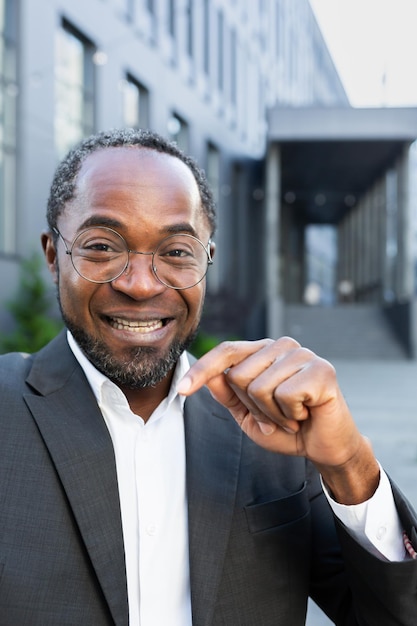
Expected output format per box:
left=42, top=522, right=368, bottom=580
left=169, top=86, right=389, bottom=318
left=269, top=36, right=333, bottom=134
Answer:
left=52, top=227, right=71, bottom=254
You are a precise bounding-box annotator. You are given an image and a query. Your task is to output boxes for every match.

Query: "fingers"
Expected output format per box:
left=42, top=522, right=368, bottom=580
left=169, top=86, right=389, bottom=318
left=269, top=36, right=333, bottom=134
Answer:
left=177, top=337, right=359, bottom=463
left=177, top=337, right=297, bottom=395
left=230, top=344, right=312, bottom=419
left=228, top=342, right=335, bottom=433
left=178, top=337, right=328, bottom=434
left=177, top=337, right=300, bottom=434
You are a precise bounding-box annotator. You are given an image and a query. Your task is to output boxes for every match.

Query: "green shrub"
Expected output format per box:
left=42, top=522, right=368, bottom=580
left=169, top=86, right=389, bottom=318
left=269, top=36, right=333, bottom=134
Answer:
left=189, top=331, right=242, bottom=359
left=0, top=253, right=63, bottom=354
left=189, top=331, right=221, bottom=358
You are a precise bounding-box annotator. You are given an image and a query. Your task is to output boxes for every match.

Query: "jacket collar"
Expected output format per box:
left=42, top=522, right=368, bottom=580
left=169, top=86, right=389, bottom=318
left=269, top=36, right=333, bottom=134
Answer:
left=25, top=331, right=129, bottom=626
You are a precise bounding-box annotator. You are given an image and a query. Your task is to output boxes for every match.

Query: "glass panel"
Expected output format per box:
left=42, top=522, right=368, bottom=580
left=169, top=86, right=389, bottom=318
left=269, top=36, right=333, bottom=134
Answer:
left=185, top=0, right=193, bottom=57
left=305, top=225, right=337, bottom=305
left=217, top=10, right=224, bottom=90
left=123, top=79, right=140, bottom=128
left=167, top=113, right=189, bottom=152
left=203, top=0, right=209, bottom=75
left=54, top=23, right=95, bottom=158
left=0, top=0, right=17, bottom=254
left=122, top=75, right=149, bottom=129
left=206, top=143, right=220, bottom=202
left=0, top=0, right=4, bottom=32
left=168, top=0, right=175, bottom=37
left=3, top=149, right=16, bottom=252
left=230, top=29, right=237, bottom=105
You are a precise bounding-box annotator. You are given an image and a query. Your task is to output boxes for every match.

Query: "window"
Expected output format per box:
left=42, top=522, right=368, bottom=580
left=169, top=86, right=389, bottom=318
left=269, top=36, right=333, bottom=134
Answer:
left=167, top=113, right=189, bottom=152
left=206, top=142, right=220, bottom=204
left=125, top=0, right=135, bottom=22
left=0, top=0, right=17, bottom=253
left=54, top=20, right=95, bottom=159
left=230, top=28, right=237, bottom=105
left=168, top=0, right=176, bottom=38
left=122, top=74, right=149, bottom=129
left=185, top=0, right=193, bottom=57
left=206, top=142, right=221, bottom=291
left=203, top=0, right=210, bottom=75
left=217, top=10, right=224, bottom=91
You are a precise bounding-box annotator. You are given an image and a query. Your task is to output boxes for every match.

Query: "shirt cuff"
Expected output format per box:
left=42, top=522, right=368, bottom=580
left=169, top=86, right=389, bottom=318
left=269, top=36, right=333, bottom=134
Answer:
left=321, top=463, right=406, bottom=561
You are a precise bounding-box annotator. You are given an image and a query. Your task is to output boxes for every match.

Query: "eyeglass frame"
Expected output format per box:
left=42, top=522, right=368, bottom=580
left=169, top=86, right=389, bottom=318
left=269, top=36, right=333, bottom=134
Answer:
left=52, top=225, right=214, bottom=290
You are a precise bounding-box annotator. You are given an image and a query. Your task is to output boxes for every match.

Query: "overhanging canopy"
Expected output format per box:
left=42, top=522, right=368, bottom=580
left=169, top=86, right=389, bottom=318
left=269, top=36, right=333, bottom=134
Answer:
left=267, top=107, right=417, bottom=223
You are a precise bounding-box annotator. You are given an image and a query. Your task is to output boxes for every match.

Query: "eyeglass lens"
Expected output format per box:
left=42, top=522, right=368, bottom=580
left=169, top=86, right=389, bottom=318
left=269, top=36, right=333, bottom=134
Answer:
left=69, top=227, right=210, bottom=289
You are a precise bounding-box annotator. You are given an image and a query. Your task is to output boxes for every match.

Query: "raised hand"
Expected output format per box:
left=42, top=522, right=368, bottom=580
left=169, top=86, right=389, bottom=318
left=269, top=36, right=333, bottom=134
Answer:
left=178, top=337, right=380, bottom=504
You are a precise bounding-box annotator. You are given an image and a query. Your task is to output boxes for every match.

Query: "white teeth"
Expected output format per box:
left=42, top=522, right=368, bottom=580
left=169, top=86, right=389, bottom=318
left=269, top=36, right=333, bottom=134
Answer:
left=109, top=317, right=164, bottom=333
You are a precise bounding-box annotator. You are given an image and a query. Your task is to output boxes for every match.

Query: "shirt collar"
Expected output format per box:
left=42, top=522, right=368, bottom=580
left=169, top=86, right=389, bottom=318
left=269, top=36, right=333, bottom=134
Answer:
left=67, top=330, right=189, bottom=415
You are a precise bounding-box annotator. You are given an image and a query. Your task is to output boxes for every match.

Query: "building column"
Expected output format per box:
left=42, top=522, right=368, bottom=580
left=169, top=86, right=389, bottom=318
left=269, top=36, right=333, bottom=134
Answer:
left=397, top=148, right=414, bottom=300
left=265, top=143, right=283, bottom=338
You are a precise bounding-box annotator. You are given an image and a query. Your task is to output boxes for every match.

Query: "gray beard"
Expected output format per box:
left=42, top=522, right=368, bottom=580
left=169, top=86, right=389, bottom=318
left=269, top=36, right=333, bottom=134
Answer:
left=59, top=307, right=197, bottom=389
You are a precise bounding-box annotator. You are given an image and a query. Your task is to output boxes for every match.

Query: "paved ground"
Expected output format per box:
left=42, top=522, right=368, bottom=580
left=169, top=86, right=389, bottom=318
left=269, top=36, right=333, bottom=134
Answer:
left=306, top=358, right=417, bottom=625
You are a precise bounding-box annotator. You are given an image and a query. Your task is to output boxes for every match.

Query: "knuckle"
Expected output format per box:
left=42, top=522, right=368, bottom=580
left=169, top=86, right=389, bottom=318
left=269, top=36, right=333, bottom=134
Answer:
left=218, top=340, right=239, bottom=355
left=297, top=346, right=316, bottom=360
left=264, top=337, right=303, bottom=361
left=278, top=336, right=301, bottom=350
left=246, top=377, right=264, bottom=399
left=318, top=356, right=337, bottom=378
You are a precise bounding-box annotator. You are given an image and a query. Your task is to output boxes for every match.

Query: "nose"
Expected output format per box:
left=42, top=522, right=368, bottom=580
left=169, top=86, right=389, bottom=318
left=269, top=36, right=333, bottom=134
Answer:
left=110, top=251, right=166, bottom=299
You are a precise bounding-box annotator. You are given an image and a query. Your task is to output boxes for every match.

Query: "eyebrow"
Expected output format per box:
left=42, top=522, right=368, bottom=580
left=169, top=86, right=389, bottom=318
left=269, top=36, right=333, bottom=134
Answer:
left=78, top=216, right=123, bottom=230
left=164, top=222, right=197, bottom=236
left=76, top=216, right=198, bottom=237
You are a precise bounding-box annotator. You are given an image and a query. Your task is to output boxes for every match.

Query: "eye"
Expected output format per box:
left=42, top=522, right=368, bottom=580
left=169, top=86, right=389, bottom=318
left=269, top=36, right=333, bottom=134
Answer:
left=74, top=229, right=126, bottom=259
left=157, top=240, right=196, bottom=261
left=79, top=238, right=121, bottom=254
left=84, top=241, right=115, bottom=252
left=165, top=247, right=191, bottom=258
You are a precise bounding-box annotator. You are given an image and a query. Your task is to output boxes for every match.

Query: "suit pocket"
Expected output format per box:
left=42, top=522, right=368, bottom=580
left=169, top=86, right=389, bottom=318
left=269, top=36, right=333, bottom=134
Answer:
left=244, top=481, right=309, bottom=534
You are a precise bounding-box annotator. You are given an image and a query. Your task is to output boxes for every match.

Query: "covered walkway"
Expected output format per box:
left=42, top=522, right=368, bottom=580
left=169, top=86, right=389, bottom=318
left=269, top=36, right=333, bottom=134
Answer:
left=265, top=107, right=417, bottom=356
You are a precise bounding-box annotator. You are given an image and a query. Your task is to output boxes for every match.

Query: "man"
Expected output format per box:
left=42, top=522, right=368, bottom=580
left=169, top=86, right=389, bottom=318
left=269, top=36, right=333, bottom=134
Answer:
left=0, top=128, right=416, bottom=625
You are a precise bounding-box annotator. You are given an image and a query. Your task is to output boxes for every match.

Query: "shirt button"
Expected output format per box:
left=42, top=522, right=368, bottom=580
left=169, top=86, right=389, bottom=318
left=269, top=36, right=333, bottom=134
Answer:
left=376, top=526, right=387, bottom=540
left=146, top=523, right=157, bottom=536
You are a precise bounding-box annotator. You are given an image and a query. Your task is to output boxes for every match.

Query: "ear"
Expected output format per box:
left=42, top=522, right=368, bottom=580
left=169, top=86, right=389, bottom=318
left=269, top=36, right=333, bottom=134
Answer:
left=41, top=231, right=59, bottom=284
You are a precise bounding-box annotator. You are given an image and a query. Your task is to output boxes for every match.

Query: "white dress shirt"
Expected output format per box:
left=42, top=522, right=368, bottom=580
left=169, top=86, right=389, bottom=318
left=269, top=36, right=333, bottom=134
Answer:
left=323, top=467, right=405, bottom=561
left=68, top=331, right=406, bottom=625
left=68, top=332, right=192, bottom=626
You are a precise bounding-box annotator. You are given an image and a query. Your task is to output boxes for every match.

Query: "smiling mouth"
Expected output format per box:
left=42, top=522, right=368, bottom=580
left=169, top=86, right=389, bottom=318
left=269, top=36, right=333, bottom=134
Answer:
left=108, top=316, right=167, bottom=333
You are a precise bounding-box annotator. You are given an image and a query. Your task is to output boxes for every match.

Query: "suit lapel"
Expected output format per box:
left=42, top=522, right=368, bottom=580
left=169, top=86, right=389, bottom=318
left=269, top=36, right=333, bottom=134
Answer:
left=24, top=333, right=129, bottom=626
left=184, top=388, right=242, bottom=626
left=24, top=333, right=242, bottom=626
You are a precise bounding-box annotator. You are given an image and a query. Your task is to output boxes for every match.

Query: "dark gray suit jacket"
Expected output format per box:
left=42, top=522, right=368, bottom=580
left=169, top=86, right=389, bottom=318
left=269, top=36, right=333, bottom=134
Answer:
left=1, top=331, right=416, bottom=625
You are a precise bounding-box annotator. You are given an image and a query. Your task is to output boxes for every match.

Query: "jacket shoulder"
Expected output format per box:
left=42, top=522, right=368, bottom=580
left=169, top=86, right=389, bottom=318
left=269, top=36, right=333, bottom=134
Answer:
left=0, top=330, right=70, bottom=395
left=0, top=350, right=35, bottom=381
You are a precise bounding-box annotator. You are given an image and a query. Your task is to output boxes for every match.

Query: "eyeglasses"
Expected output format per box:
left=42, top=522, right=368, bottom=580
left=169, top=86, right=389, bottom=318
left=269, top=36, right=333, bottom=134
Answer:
left=53, top=226, right=213, bottom=290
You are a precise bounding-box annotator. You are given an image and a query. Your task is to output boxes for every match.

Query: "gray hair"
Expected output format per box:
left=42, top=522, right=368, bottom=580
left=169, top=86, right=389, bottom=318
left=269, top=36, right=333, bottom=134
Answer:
left=46, top=128, right=216, bottom=235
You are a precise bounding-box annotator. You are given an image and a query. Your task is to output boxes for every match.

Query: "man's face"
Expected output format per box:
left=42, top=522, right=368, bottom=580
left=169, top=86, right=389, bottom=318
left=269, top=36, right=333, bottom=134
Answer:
left=43, top=147, right=212, bottom=390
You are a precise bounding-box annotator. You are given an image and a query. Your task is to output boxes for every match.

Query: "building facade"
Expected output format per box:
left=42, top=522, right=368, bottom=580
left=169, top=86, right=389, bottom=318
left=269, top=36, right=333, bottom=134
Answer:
left=0, top=0, right=348, bottom=336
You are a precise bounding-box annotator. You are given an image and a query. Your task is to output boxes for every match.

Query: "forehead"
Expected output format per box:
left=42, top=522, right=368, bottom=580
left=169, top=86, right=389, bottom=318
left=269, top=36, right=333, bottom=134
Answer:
left=77, top=147, right=199, bottom=200
left=62, top=147, right=206, bottom=232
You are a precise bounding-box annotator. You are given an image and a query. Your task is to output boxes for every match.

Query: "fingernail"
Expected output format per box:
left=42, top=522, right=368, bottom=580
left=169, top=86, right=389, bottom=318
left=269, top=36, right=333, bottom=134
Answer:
left=258, top=422, right=276, bottom=436
left=177, top=377, right=192, bottom=394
